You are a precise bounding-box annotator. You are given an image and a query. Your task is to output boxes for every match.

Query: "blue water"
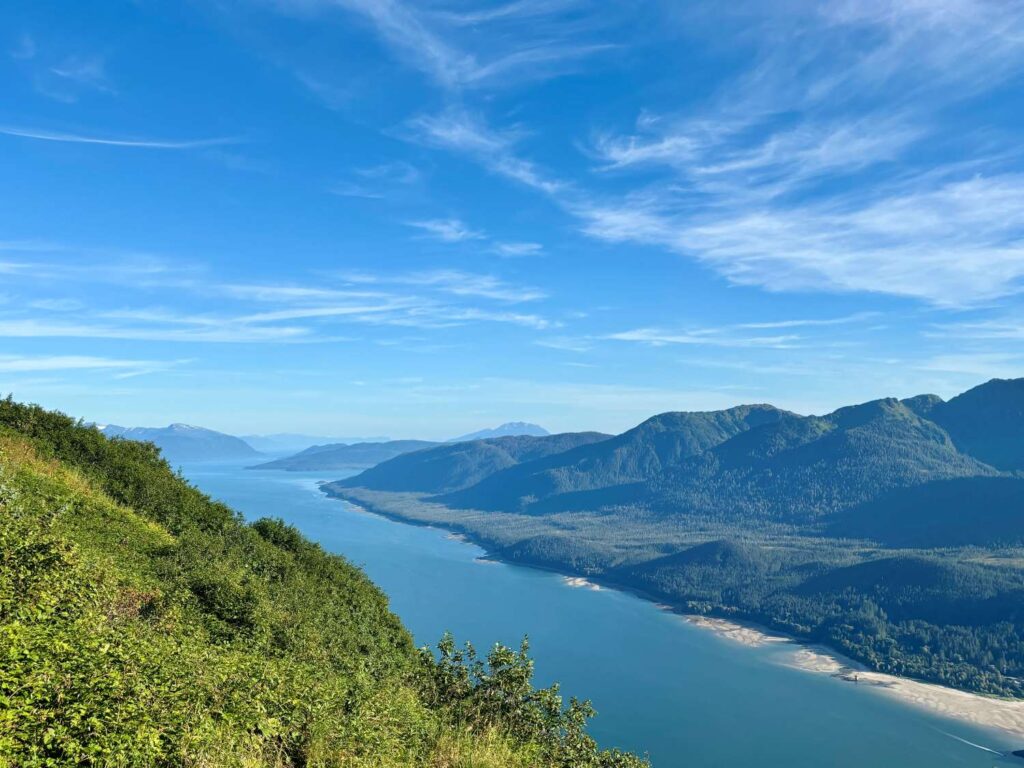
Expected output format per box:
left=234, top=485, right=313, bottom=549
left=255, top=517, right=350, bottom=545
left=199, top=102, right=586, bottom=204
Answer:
left=181, top=461, right=1023, bottom=768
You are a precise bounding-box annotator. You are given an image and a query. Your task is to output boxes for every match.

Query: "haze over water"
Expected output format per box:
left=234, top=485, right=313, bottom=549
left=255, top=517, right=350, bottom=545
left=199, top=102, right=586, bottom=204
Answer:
left=182, top=460, right=1020, bottom=768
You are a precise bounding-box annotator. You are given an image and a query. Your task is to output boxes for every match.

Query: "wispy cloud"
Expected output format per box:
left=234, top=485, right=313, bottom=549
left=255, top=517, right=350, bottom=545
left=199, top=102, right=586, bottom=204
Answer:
left=0, top=318, right=312, bottom=343
left=331, top=161, right=421, bottom=199
left=535, top=335, right=592, bottom=353
left=342, top=269, right=545, bottom=302
left=49, top=55, right=115, bottom=95
left=1, top=252, right=556, bottom=344
left=0, top=354, right=185, bottom=378
left=406, top=108, right=563, bottom=194
left=0, top=126, right=238, bottom=149
left=406, top=218, right=484, bottom=242
left=579, top=174, right=1024, bottom=306
left=386, top=2, right=1024, bottom=308
left=607, top=327, right=801, bottom=349
left=279, top=0, right=617, bottom=90
left=494, top=241, right=543, bottom=257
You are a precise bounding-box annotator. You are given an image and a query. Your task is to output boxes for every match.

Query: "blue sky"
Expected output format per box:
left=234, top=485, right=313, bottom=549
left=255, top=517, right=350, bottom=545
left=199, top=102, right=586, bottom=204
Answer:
left=2, top=1, right=1024, bottom=439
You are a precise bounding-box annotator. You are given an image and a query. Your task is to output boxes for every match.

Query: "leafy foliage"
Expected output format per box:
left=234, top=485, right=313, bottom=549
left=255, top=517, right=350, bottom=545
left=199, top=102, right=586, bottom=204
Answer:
left=0, top=397, right=647, bottom=767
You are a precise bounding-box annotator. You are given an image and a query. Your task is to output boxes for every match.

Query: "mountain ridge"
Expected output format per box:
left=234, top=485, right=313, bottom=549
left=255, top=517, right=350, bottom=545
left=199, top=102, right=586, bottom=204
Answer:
left=100, top=423, right=260, bottom=462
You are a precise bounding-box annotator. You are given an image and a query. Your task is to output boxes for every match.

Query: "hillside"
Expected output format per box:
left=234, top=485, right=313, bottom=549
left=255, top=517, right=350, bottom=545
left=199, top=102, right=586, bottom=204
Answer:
left=252, top=440, right=439, bottom=471
left=0, top=397, right=646, bottom=767
left=646, top=397, right=994, bottom=524
left=101, top=423, right=260, bottom=463
left=242, top=433, right=390, bottom=453
left=330, top=379, right=1024, bottom=698
left=450, top=422, right=550, bottom=442
left=438, top=405, right=790, bottom=513
left=925, top=378, right=1024, bottom=470
left=339, top=432, right=612, bottom=494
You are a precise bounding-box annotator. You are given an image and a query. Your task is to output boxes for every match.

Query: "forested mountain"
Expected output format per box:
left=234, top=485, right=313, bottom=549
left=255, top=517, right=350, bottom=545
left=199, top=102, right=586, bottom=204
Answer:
left=436, top=405, right=790, bottom=513
left=339, top=432, right=611, bottom=494
left=252, top=439, right=439, bottom=471
left=0, top=397, right=646, bottom=767
left=100, top=423, right=260, bottom=463
left=242, top=433, right=390, bottom=453
left=330, top=378, right=1024, bottom=698
left=450, top=422, right=550, bottom=442
left=646, top=397, right=994, bottom=524
left=923, top=377, right=1024, bottom=470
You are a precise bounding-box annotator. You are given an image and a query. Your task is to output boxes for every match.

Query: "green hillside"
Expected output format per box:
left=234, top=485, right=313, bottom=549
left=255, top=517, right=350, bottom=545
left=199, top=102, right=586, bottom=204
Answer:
left=647, top=397, right=994, bottom=524
left=435, top=405, right=789, bottom=514
left=0, top=397, right=646, bottom=768
left=331, top=379, right=1024, bottom=698
left=338, top=432, right=612, bottom=495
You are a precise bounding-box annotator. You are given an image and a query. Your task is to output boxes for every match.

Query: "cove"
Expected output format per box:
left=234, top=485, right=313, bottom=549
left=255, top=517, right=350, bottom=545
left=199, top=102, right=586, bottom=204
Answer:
left=181, top=460, right=1022, bottom=767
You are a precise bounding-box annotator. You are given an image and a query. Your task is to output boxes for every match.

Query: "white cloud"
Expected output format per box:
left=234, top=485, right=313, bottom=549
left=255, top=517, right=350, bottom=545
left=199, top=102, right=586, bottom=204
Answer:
left=607, top=327, right=801, bottom=349
left=494, top=241, right=543, bottom=257
left=0, top=354, right=181, bottom=376
left=49, top=55, right=115, bottom=94
left=0, top=318, right=311, bottom=343
left=0, top=126, right=238, bottom=149
left=280, top=0, right=616, bottom=90
left=406, top=218, right=484, bottom=242
left=340, top=269, right=546, bottom=302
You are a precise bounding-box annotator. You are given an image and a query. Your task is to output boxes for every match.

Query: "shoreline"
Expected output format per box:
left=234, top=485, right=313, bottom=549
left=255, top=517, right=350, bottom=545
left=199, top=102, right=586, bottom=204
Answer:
left=685, top=614, right=1024, bottom=741
left=322, top=484, right=1024, bottom=742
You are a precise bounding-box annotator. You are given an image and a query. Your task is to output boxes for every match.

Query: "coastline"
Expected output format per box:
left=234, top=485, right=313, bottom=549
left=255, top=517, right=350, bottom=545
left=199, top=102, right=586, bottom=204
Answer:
left=685, top=614, right=1024, bottom=740
left=322, top=484, right=1024, bottom=742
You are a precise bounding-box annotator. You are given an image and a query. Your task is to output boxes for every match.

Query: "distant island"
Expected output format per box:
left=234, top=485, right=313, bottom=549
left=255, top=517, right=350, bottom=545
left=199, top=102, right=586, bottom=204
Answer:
left=100, top=423, right=260, bottom=463
left=327, top=378, right=1024, bottom=700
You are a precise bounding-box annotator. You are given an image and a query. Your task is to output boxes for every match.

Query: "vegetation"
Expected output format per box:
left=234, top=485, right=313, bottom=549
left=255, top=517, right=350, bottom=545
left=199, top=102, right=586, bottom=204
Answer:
left=0, top=396, right=648, bottom=767
left=252, top=440, right=439, bottom=472
left=333, top=379, right=1024, bottom=699
left=338, top=432, right=611, bottom=494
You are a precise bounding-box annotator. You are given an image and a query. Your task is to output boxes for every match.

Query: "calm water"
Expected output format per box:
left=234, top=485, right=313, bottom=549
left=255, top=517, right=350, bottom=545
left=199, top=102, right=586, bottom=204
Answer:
left=181, top=460, right=1022, bottom=768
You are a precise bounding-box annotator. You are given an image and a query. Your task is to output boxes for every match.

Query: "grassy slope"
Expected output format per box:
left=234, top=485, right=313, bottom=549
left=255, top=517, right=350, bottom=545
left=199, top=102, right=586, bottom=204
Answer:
left=0, top=399, right=646, bottom=768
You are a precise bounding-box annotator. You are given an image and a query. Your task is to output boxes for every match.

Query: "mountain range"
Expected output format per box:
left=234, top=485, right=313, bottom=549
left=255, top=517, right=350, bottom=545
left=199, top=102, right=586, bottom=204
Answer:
left=100, top=423, right=260, bottom=463
left=328, top=378, right=1024, bottom=698
left=338, top=383, right=1020, bottom=529
left=241, top=433, right=390, bottom=453
left=255, top=421, right=553, bottom=471
left=251, top=440, right=439, bottom=471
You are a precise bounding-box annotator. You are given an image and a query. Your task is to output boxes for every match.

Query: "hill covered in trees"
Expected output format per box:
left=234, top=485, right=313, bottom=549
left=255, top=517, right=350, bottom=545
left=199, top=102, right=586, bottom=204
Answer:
left=336, top=432, right=612, bottom=495
left=330, top=379, right=1024, bottom=698
left=0, top=397, right=647, bottom=767
left=252, top=439, right=439, bottom=471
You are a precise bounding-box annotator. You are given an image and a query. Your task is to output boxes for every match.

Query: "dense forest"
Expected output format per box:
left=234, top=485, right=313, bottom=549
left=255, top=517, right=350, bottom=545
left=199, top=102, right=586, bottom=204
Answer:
left=0, top=397, right=648, bottom=767
left=332, top=378, right=1024, bottom=699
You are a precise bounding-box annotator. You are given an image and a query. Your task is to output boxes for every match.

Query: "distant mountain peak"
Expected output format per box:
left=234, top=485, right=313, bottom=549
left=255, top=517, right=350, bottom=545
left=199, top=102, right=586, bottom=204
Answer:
left=450, top=422, right=550, bottom=442
left=99, top=422, right=258, bottom=462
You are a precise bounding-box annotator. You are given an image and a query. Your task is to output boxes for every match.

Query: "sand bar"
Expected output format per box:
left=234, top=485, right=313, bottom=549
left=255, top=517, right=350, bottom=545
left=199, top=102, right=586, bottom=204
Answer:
left=688, top=615, right=1024, bottom=739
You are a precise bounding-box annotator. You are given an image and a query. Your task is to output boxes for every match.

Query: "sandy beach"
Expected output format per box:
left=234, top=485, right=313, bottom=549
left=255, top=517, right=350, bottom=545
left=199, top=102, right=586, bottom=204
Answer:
left=685, top=615, right=789, bottom=647
left=688, top=615, right=1024, bottom=739
left=562, top=576, right=603, bottom=591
